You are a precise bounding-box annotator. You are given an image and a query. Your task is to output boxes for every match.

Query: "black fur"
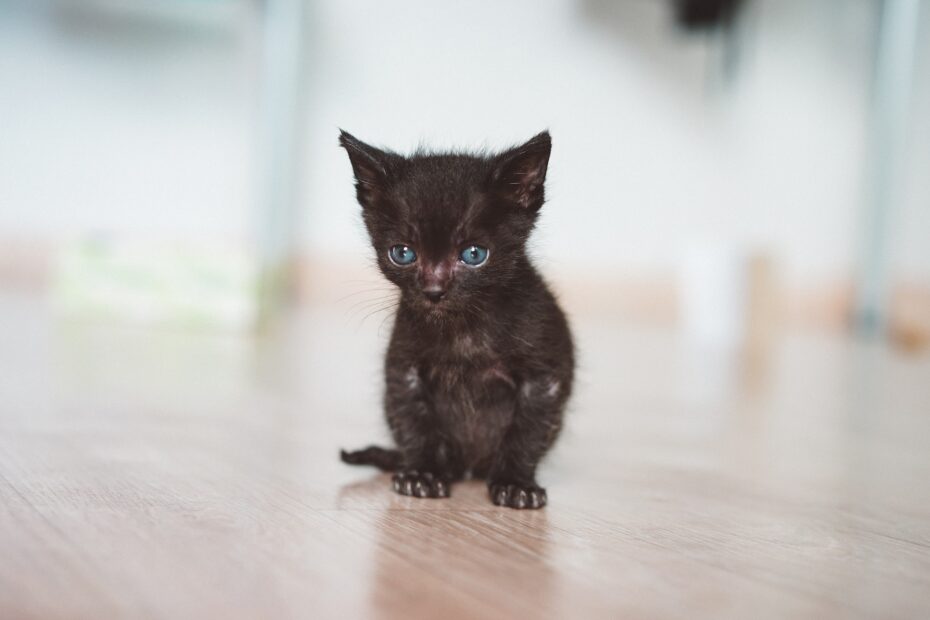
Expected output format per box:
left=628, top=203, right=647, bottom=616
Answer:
left=338, top=130, right=574, bottom=509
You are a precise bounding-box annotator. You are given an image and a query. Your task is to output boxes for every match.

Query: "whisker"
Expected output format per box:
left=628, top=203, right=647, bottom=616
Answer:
left=377, top=307, right=398, bottom=335
left=333, top=287, right=396, bottom=304
left=338, top=278, right=388, bottom=287
left=354, top=300, right=400, bottom=332
left=343, top=293, right=399, bottom=317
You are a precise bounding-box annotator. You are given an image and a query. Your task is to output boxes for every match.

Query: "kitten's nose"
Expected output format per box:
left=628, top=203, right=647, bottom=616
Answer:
left=420, top=262, right=451, bottom=303
left=423, top=287, right=445, bottom=303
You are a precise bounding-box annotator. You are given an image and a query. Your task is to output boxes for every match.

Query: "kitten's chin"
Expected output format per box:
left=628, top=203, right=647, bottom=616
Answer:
left=422, top=305, right=447, bottom=323
left=415, top=301, right=457, bottom=325
left=403, top=294, right=459, bottom=324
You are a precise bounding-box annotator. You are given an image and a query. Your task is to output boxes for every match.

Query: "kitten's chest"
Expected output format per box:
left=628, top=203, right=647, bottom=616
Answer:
left=422, top=332, right=517, bottom=465
left=423, top=331, right=514, bottom=389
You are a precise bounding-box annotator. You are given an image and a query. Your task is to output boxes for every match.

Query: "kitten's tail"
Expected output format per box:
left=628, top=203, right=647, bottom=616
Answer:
left=340, top=445, right=402, bottom=472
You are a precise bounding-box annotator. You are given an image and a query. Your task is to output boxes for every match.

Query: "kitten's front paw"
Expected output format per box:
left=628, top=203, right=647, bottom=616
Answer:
left=392, top=470, right=450, bottom=498
left=489, top=482, right=547, bottom=509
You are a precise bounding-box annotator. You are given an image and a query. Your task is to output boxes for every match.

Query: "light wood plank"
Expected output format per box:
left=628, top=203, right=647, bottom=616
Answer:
left=0, top=290, right=928, bottom=619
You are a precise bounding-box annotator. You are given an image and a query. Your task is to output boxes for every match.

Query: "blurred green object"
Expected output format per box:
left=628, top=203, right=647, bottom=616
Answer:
left=53, top=237, right=260, bottom=330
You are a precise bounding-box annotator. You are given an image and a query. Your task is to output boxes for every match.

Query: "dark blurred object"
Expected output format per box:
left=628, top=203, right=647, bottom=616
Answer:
left=674, top=0, right=744, bottom=31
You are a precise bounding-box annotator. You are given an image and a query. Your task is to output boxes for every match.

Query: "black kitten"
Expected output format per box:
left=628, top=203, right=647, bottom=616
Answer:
left=338, top=130, right=574, bottom=509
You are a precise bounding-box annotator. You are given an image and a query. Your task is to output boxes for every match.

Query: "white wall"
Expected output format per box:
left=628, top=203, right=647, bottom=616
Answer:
left=299, top=0, right=894, bottom=286
left=0, top=0, right=258, bottom=242
left=1, top=0, right=927, bottom=287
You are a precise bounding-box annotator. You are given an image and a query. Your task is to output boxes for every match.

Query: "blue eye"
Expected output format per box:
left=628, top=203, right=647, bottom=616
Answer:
left=460, top=245, right=489, bottom=267
left=388, top=244, right=417, bottom=266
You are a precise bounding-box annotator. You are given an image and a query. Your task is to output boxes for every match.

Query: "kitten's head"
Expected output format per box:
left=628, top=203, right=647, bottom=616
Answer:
left=340, top=130, right=551, bottom=318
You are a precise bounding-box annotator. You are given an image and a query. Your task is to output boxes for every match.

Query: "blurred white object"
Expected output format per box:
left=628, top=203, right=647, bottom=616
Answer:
left=854, top=0, right=921, bottom=335
left=53, top=237, right=259, bottom=330
left=255, top=0, right=306, bottom=302
left=680, top=243, right=750, bottom=349
left=680, top=243, right=777, bottom=351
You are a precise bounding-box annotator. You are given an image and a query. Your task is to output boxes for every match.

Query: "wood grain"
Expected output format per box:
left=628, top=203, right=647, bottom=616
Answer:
left=0, top=289, right=928, bottom=619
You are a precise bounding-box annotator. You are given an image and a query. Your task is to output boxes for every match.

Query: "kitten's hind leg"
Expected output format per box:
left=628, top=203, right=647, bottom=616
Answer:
left=340, top=445, right=402, bottom=471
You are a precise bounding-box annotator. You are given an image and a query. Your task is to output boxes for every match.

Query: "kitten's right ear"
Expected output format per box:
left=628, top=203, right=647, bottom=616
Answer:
left=339, top=130, right=397, bottom=208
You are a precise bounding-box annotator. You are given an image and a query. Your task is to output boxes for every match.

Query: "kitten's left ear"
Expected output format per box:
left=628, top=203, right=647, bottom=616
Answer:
left=490, top=131, right=552, bottom=211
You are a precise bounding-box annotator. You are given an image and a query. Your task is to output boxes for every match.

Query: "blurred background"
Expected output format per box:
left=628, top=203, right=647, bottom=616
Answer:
left=4, top=5, right=930, bottom=616
left=0, top=0, right=928, bottom=349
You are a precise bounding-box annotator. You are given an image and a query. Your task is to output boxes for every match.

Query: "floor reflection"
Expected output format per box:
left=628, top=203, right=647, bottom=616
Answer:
left=337, top=476, right=556, bottom=620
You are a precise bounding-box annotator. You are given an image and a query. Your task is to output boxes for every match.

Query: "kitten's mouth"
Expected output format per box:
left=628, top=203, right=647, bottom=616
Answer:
left=420, top=297, right=451, bottom=319
left=411, top=289, right=455, bottom=319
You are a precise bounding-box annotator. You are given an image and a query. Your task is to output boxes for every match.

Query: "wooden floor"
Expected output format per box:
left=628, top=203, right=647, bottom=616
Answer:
left=1, top=289, right=929, bottom=619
